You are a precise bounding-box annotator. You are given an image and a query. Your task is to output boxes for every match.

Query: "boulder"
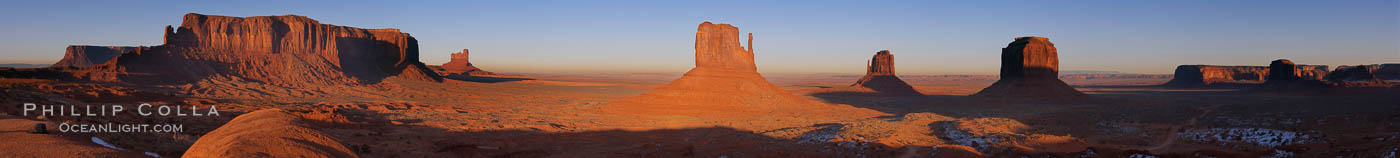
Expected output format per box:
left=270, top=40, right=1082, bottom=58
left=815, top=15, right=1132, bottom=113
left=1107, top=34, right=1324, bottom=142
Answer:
left=851, top=50, right=921, bottom=95
left=50, top=45, right=138, bottom=68
left=70, top=13, right=440, bottom=87
left=184, top=109, right=356, bottom=158
left=973, top=37, right=1084, bottom=97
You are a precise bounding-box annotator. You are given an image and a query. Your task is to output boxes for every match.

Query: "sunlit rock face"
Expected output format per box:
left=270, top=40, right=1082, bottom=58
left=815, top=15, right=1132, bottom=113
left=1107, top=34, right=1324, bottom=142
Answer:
left=70, top=13, right=440, bottom=87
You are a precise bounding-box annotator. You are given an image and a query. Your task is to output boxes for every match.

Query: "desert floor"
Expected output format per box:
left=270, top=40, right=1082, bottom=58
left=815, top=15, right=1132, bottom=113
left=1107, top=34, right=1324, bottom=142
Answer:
left=1, top=73, right=1397, bottom=157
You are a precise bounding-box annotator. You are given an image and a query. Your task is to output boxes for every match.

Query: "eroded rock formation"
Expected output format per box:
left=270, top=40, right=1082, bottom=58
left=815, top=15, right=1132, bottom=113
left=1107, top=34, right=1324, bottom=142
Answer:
left=430, top=48, right=495, bottom=77
left=50, top=45, right=138, bottom=68
left=605, top=22, right=847, bottom=117
left=851, top=50, right=920, bottom=95
left=183, top=109, right=356, bottom=158
left=973, top=37, right=1084, bottom=97
left=70, top=13, right=440, bottom=87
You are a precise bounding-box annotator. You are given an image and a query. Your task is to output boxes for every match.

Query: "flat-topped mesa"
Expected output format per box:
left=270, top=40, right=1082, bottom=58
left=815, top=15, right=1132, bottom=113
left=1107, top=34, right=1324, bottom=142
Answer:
left=50, top=45, right=139, bottom=68
left=434, top=48, right=494, bottom=76
left=973, top=36, right=1085, bottom=97
left=71, top=13, right=440, bottom=87
left=1325, top=65, right=1385, bottom=83
left=694, top=22, right=756, bottom=72
left=852, top=50, right=920, bottom=95
left=1163, top=64, right=1333, bottom=88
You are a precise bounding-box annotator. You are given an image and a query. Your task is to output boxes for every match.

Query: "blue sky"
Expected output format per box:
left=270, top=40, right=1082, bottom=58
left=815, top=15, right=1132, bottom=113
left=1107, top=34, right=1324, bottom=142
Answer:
left=1, top=0, right=1396, bottom=74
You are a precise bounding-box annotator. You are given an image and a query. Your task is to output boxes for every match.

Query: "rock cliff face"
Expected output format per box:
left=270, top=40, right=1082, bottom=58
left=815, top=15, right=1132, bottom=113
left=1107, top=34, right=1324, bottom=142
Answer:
left=431, top=48, right=495, bottom=76
left=71, top=13, right=440, bottom=87
left=183, top=109, right=355, bottom=158
left=50, top=45, right=138, bottom=68
left=973, top=37, right=1084, bottom=97
left=851, top=50, right=920, bottom=95
left=605, top=22, right=856, bottom=117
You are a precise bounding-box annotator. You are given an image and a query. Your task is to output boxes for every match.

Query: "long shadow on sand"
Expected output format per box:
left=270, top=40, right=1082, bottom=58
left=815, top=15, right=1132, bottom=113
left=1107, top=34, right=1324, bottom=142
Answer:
left=443, top=75, right=536, bottom=83
left=307, top=109, right=945, bottom=157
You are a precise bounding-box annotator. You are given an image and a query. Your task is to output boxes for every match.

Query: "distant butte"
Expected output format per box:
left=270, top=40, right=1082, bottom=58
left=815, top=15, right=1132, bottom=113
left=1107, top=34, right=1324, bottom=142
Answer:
left=603, top=22, right=880, bottom=119
left=851, top=50, right=921, bottom=95
left=429, top=48, right=496, bottom=77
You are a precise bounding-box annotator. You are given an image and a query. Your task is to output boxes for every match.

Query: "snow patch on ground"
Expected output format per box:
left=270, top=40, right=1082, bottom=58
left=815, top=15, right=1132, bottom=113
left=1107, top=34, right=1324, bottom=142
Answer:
left=1177, top=128, right=1314, bottom=147
left=90, top=136, right=123, bottom=150
left=939, top=124, right=999, bottom=152
left=1262, top=149, right=1294, bottom=158
left=1128, top=154, right=1159, bottom=158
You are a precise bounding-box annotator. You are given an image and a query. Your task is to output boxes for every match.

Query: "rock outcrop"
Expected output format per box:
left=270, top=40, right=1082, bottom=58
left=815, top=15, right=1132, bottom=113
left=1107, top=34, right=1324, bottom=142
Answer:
left=604, top=22, right=856, bottom=117
left=50, top=45, right=138, bottom=68
left=973, top=37, right=1084, bottom=97
left=851, top=50, right=921, bottom=95
left=1325, top=65, right=1385, bottom=83
left=70, top=13, right=440, bottom=87
left=184, top=109, right=356, bottom=158
left=430, top=48, right=495, bottom=76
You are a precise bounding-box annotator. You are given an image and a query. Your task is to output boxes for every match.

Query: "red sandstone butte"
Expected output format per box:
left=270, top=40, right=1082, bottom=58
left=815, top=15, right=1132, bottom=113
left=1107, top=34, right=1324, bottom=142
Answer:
left=69, top=13, right=440, bottom=87
left=183, top=109, right=356, bottom=158
left=1261, top=59, right=1330, bottom=90
left=973, top=36, right=1085, bottom=97
left=431, top=48, right=496, bottom=76
left=1164, top=64, right=1332, bottom=88
left=1325, top=65, right=1385, bottom=83
left=851, top=50, right=921, bottom=95
left=51, top=45, right=139, bottom=68
left=604, top=22, right=848, bottom=117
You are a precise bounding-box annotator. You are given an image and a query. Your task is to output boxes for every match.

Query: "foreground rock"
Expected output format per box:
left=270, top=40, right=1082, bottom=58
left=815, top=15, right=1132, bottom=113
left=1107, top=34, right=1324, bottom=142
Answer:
left=973, top=37, right=1084, bottom=97
left=429, top=48, right=496, bottom=77
left=184, top=109, right=356, bottom=158
left=0, top=116, right=143, bottom=157
left=850, top=50, right=921, bottom=95
left=50, top=45, right=138, bottom=68
left=69, top=13, right=440, bottom=87
left=605, top=22, right=879, bottom=119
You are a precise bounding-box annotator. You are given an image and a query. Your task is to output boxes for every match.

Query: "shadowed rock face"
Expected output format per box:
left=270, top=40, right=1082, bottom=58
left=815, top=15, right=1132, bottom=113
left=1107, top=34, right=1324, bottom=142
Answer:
left=50, top=45, right=138, bottom=68
left=434, top=48, right=495, bottom=76
left=183, top=109, right=356, bottom=158
left=852, top=50, right=920, bottom=95
left=1262, top=59, right=1329, bottom=90
left=70, top=13, right=440, bottom=87
left=974, top=37, right=1084, bottom=98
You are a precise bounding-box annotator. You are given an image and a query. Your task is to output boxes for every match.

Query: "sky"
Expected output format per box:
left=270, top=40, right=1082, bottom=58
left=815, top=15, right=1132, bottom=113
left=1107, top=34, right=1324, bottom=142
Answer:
left=1, top=0, right=1396, bottom=75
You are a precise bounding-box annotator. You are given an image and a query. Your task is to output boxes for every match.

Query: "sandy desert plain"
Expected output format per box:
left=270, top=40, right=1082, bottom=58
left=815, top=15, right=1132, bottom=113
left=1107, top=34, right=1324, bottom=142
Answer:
left=0, top=13, right=1398, bottom=158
